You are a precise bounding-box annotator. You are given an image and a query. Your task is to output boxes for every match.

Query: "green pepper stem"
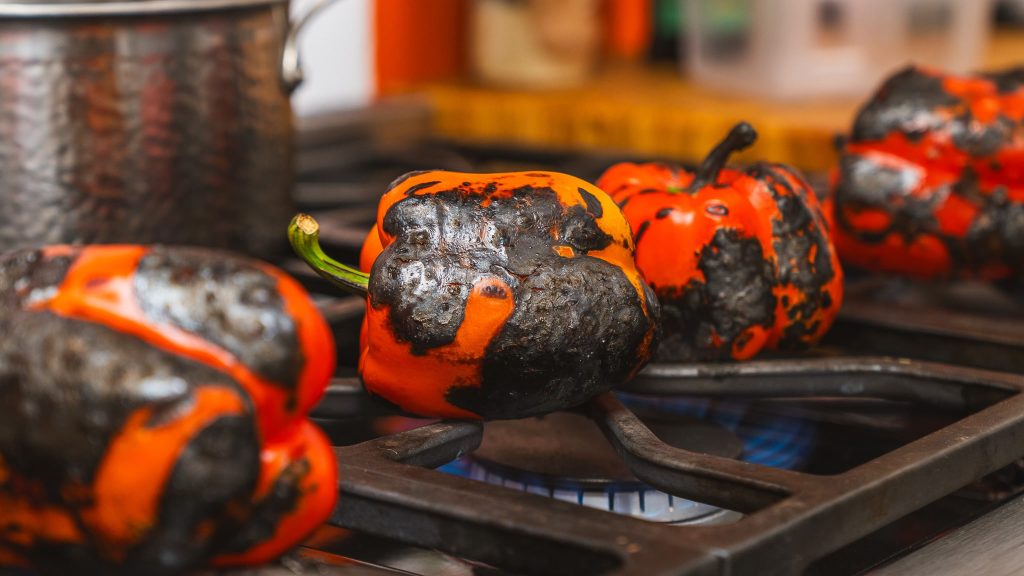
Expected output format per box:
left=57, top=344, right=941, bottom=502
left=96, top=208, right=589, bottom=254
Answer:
left=288, top=213, right=370, bottom=296
left=688, top=122, right=758, bottom=191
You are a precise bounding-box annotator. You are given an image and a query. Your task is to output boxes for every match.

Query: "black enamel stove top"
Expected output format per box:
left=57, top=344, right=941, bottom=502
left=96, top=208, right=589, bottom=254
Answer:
left=223, top=106, right=1024, bottom=576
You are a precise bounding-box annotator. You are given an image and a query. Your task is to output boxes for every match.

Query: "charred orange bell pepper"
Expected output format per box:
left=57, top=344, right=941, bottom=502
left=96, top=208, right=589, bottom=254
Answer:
left=828, top=66, right=1024, bottom=281
left=0, top=246, right=336, bottom=576
left=597, top=122, right=843, bottom=362
left=289, top=170, right=659, bottom=420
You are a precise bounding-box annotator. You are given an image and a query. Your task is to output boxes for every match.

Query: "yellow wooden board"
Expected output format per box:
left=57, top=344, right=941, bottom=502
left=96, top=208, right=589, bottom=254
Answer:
left=423, top=31, right=1024, bottom=173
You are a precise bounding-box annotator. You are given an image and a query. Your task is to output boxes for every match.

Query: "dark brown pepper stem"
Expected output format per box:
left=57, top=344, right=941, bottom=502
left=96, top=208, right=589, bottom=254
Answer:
left=288, top=213, right=370, bottom=296
left=688, top=122, right=758, bottom=191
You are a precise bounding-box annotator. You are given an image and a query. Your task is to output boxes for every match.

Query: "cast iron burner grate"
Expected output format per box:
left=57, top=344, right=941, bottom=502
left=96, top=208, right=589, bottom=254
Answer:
left=256, top=106, right=1024, bottom=576
left=310, top=358, right=1024, bottom=576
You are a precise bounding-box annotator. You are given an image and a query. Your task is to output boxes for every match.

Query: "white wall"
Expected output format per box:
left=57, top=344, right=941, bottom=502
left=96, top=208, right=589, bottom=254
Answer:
left=290, top=0, right=375, bottom=116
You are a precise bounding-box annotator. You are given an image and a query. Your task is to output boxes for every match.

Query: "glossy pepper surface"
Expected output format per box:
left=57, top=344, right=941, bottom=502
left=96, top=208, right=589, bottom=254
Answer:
left=828, top=66, right=1024, bottom=280
left=0, top=246, right=336, bottom=575
left=290, top=170, right=659, bottom=420
left=597, top=123, right=843, bottom=362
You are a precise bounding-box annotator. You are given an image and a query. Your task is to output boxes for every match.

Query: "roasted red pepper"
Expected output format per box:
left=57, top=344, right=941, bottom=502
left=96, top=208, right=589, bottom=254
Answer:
left=828, top=66, right=1024, bottom=280
left=290, top=170, right=659, bottom=420
left=0, top=246, right=336, bottom=575
left=597, top=123, right=843, bottom=362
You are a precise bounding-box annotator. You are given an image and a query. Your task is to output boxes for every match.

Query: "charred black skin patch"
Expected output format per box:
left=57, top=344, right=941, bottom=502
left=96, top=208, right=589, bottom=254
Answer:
left=965, top=185, right=1024, bottom=266
left=404, top=180, right=441, bottom=196
left=634, top=221, right=651, bottom=245
left=986, top=67, right=1024, bottom=94
left=219, top=458, right=310, bottom=556
left=755, top=165, right=837, bottom=348
left=369, top=184, right=656, bottom=419
left=851, top=67, right=960, bottom=143
left=615, top=188, right=660, bottom=210
left=0, top=249, right=72, bottom=310
left=125, top=415, right=261, bottom=575
left=134, top=247, right=302, bottom=389
left=853, top=67, right=1020, bottom=158
left=833, top=152, right=943, bottom=243
left=578, top=187, right=604, bottom=217
left=654, top=229, right=774, bottom=362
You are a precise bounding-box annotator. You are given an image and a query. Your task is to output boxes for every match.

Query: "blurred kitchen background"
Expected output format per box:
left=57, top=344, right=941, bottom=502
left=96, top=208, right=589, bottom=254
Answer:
left=294, top=0, right=1024, bottom=174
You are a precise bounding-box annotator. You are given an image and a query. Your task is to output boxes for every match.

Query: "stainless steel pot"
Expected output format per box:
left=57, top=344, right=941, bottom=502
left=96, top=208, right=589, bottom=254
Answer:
left=0, top=0, right=335, bottom=258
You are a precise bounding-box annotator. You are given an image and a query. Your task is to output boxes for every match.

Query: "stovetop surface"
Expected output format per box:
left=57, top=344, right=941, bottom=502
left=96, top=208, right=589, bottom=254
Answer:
left=11, top=105, right=1024, bottom=576
left=263, top=105, right=1024, bottom=576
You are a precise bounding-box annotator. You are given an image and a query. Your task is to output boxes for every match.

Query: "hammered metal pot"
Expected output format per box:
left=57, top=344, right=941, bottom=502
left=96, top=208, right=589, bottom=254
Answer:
left=0, top=0, right=334, bottom=258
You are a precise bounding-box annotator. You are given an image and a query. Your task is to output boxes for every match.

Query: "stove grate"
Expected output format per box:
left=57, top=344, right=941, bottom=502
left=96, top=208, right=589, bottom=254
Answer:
left=321, top=358, right=1024, bottom=576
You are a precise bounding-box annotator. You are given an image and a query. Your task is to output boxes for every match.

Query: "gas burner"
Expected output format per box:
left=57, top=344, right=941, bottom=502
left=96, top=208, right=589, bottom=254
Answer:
left=618, top=395, right=817, bottom=470
left=441, top=411, right=742, bottom=525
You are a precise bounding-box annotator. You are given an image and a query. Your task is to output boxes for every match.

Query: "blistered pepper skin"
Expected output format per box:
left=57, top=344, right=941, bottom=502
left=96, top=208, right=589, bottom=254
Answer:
left=348, top=170, right=659, bottom=420
left=598, top=123, right=843, bottom=362
left=828, top=66, right=1024, bottom=280
left=0, top=246, right=337, bottom=575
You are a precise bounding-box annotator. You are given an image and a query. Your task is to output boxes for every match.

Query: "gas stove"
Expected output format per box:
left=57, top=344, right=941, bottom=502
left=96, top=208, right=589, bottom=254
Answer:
left=217, top=102, right=1024, bottom=576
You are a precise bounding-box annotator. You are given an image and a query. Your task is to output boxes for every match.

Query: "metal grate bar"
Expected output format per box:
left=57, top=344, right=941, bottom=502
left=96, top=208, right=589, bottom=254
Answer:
left=332, top=424, right=713, bottom=576
left=592, top=394, right=802, bottom=511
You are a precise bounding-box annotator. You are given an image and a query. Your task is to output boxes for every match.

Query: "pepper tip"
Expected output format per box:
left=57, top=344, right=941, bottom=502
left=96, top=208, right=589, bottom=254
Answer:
left=730, top=121, right=758, bottom=149
left=293, top=213, right=320, bottom=235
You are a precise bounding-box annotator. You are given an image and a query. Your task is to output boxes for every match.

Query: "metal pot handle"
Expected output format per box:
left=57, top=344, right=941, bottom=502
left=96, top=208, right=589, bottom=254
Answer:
left=281, top=0, right=342, bottom=94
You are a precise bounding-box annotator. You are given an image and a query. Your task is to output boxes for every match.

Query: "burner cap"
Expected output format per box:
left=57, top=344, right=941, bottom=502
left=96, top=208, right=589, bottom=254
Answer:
left=471, top=411, right=743, bottom=487
left=458, top=411, right=743, bottom=525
